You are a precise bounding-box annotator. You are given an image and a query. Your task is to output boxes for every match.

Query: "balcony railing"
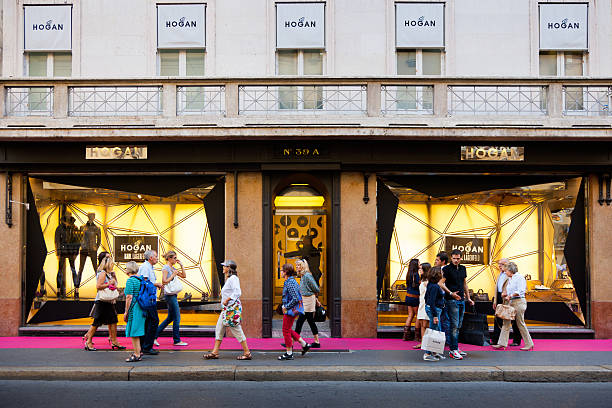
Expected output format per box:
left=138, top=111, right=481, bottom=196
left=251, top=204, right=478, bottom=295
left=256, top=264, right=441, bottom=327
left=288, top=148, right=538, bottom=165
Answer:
left=5, top=87, right=54, bottom=116
left=1, top=78, right=611, bottom=123
left=239, top=85, right=367, bottom=115
left=177, top=85, right=225, bottom=116
left=448, top=86, right=547, bottom=116
left=69, top=86, right=163, bottom=116
left=563, top=86, right=612, bottom=117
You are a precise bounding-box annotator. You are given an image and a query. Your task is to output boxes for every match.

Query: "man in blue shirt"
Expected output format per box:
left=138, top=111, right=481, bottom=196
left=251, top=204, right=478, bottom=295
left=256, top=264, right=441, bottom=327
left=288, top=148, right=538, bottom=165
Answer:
left=138, top=250, right=163, bottom=355
left=440, top=249, right=474, bottom=360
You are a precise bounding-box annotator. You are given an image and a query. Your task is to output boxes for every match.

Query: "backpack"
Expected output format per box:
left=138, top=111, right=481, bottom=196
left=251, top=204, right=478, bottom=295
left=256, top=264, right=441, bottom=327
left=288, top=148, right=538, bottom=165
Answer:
left=135, top=275, right=157, bottom=310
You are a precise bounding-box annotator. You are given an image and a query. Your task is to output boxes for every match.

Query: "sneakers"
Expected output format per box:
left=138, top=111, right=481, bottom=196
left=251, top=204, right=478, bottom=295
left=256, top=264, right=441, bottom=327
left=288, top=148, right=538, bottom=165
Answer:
left=458, top=349, right=467, bottom=357
left=423, top=353, right=439, bottom=362
left=174, top=341, right=188, bottom=346
left=449, top=350, right=463, bottom=360
left=278, top=353, right=294, bottom=360
left=435, top=352, right=446, bottom=360
left=153, top=340, right=160, bottom=346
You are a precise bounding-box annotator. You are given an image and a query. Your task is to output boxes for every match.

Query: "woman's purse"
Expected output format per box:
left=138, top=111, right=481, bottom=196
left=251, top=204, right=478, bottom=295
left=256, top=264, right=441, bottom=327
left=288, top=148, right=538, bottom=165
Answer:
left=164, top=276, right=183, bottom=295
left=98, top=274, right=119, bottom=302
left=222, top=299, right=242, bottom=327
left=275, top=304, right=284, bottom=315
left=314, top=304, right=327, bottom=322
left=495, top=304, right=516, bottom=320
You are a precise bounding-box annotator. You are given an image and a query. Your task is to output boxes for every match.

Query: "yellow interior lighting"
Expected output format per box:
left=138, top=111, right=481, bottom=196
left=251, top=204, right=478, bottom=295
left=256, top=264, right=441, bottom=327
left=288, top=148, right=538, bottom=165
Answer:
left=274, top=195, right=325, bottom=207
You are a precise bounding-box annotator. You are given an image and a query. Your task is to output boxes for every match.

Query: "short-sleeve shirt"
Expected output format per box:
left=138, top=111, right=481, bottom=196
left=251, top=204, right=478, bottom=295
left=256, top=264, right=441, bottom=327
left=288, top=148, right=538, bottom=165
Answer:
left=442, top=263, right=467, bottom=300
left=125, top=275, right=142, bottom=320
left=138, top=261, right=156, bottom=283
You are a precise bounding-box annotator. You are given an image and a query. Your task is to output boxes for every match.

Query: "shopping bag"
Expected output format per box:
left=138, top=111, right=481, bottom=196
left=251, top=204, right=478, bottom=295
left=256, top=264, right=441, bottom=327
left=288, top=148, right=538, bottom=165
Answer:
left=421, top=328, right=445, bottom=354
left=459, top=305, right=491, bottom=346
left=222, top=299, right=242, bottom=327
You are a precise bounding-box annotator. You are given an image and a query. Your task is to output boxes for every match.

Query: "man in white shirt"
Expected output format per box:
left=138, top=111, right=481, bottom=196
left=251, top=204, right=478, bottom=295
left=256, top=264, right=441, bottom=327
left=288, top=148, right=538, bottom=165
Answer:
left=492, top=258, right=521, bottom=346
left=138, top=250, right=163, bottom=355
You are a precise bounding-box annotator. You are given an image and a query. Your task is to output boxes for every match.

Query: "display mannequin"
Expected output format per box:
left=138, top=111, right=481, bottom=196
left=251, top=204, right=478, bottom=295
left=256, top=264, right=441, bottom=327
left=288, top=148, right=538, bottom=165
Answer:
left=55, top=209, right=80, bottom=299
left=76, top=213, right=101, bottom=299
left=283, top=234, right=322, bottom=284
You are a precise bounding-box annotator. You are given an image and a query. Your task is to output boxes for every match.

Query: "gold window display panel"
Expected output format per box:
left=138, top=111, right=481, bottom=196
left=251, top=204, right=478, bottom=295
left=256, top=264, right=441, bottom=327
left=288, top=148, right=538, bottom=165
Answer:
left=28, top=178, right=218, bottom=326
left=380, top=179, right=584, bottom=328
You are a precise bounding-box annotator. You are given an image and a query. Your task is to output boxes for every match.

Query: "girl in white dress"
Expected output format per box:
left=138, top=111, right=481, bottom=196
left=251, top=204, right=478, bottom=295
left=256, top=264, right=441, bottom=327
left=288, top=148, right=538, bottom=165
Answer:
left=413, top=262, right=431, bottom=349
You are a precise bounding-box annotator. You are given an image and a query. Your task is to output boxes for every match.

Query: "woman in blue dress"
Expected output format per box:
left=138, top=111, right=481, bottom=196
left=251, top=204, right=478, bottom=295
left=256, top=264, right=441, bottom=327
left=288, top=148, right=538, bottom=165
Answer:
left=123, top=261, right=146, bottom=362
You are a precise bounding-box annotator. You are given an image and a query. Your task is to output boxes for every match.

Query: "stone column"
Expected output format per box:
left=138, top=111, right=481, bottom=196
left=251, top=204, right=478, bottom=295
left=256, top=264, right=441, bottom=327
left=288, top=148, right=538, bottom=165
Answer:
left=0, top=173, right=24, bottom=336
left=340, top=173, right=377, bottom=337
left=225, top=172, right=262, bottom=337
left=588, top=175, right=612, bottom=338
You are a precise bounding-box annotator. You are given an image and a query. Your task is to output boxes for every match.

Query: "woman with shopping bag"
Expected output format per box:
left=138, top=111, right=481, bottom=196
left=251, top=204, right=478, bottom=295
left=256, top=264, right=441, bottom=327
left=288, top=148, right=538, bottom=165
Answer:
left=492, top=262, right=534, bottom=351
left=204, top=260, right=252, bottom=360
left=422, top=266, right=446, bottom=361
left=153, top=251, right=188, bottom=347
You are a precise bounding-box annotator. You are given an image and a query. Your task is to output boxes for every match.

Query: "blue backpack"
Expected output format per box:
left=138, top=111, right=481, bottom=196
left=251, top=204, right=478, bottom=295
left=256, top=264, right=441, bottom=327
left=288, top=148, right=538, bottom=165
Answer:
left=135, top=275, right=157, bottom=310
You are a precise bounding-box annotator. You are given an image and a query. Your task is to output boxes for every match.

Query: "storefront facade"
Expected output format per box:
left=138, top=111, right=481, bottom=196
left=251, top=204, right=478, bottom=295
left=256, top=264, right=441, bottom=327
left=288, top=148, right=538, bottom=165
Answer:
left=1, top=138, right=611, bottom=338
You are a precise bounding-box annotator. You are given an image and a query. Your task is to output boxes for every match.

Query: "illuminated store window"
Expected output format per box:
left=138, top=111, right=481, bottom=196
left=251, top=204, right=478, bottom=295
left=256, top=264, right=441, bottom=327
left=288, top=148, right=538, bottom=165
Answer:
left=378, top=178, right=585, bottom=329
left=28, top=178, right=217, bottom=326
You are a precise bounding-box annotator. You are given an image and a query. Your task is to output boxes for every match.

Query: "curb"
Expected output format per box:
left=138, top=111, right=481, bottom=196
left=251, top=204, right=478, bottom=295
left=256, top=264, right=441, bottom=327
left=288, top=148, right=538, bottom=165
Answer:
left=0, top=365, right=611, bottom=382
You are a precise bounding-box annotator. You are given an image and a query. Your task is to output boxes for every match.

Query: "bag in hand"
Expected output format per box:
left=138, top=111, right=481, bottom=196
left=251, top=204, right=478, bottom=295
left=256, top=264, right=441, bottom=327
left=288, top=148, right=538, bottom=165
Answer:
left=314, top=305, right=327, bottom=322
left=495, top=304, right=516, bottom=320
left=275, top=304, right=284, bottom=315
left=222, top=299, right=242, bottom=327
left=164, top=276, right=183, bottom=295
left=421, top=328, right=446, bottom=354
left=459, top=304, right=491, bottom=346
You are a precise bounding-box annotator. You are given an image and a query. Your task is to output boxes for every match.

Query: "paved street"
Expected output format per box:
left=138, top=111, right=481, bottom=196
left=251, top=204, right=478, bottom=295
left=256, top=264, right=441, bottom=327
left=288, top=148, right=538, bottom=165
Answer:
left=1, top=380, right=611, bottom=408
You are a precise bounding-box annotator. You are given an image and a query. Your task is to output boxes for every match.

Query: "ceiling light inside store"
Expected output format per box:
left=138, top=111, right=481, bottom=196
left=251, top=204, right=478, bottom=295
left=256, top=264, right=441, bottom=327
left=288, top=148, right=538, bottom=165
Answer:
left=274, top=196, right=325, bottom=207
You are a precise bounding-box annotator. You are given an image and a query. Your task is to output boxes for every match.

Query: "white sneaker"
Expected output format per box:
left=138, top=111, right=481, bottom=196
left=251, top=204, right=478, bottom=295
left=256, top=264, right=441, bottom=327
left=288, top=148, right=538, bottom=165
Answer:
left=449, top=350, right=463, bottom=360
left=458, top=349, right=467, bottom=356
left=174, top=341, right=188, bottom=346
left=435, top=352, right=446, bottom=360
left=423, top=353, right=439, bottom=362
left=154, top=340, right=160, bottom=346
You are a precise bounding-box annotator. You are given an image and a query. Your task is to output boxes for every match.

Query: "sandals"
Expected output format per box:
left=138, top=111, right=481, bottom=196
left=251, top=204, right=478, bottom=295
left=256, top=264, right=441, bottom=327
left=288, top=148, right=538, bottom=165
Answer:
left=109, top=339, right=127, bottom=350
left=237, top=352, right=252, bottom=360
left=412, top=343, right=422, bottom=349
left=83, top=335, right=96, bottom=352
left=125, top=354, right=142, bottom=363
left=204, top=352, right=219, bottom=360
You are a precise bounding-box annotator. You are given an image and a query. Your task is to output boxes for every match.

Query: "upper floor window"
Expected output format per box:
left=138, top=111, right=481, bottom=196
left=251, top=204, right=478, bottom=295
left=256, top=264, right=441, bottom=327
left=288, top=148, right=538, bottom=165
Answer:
left=157, top=3, right=206, bottom=76
left=395, top=2, right=445, bottom=75
left=539, top=51, right=584, bottom=77
left=27, top=52, right=72, bottom=77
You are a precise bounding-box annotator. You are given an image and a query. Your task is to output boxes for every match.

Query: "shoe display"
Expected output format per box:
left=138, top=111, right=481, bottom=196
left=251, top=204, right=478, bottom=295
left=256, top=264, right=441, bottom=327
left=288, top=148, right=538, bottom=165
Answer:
left=174, top=341, right=188, bottom=346
left=449, top=350, right=463, bottom=360
left=423, top=353, right=439, bottom=362
left=154, top=340, right=160, bottom=346
left=278, top=353, right=294, bottom=360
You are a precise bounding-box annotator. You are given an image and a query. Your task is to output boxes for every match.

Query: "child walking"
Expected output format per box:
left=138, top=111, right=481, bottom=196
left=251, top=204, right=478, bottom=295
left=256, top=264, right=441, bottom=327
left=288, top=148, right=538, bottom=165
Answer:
left=423, top=266, right=445, bottom=362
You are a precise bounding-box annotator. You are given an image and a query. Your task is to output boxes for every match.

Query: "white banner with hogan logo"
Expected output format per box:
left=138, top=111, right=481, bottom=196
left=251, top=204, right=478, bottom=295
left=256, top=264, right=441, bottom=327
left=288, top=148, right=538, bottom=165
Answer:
left=157, top=3, right=206, bottom=49
left=24, top=5, right=72, bottom=51
left=276, top=2, right=325, bottom=49
left=396, top=2, right=445, bottom=48
left=539, top=3, right=588, bottom=50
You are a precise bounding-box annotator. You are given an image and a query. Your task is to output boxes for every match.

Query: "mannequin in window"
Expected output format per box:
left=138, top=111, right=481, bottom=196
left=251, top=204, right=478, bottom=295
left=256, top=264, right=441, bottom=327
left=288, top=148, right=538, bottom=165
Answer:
left=284, top=234, right=322, bottom=285
left=76, top=213, right=101, bottom=299
left=55, top=209, right=80, bottom=299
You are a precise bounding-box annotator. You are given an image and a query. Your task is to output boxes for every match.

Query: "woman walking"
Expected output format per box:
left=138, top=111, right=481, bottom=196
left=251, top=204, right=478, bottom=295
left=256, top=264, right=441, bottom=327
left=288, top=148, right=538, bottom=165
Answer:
left=82, top=252, right=125, bottom=351
left=413, top=262, right=431, bottom=349
left=403, top=259, right=420, bottom=341
left=204, top=260, right=252, bottom=360
left=423, top=266, right=445, bottom=361
left=153, top=251, right=188, bottom=347
left=492, top=262, right=534, bottom=351
left=294, top=259, right=321, bottom=348
left=123, top=261, right=146, bottom=362
left=279, top=263, right=311, bottom=360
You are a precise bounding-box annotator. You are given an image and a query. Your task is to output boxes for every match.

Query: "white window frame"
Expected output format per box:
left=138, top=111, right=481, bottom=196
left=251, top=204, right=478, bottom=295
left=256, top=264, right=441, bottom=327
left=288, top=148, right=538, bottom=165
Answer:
left=396, top=49, right=444, bottom=76
left=25, top=52, right=72, bottom=77
left=158, top=50, right=206, bottom=76
left=275, top=49, right=325, bottom=112
left=539, top=51, right=586, bottom=77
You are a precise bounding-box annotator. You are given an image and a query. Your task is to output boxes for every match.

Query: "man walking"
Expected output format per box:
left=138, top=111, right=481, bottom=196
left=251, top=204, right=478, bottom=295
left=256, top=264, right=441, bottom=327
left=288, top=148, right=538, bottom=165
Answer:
left=440, top=249, right=473, bottom=360
left=492, top=258, right=522, bottom=346
left=138, top=250, right=163, bottom=355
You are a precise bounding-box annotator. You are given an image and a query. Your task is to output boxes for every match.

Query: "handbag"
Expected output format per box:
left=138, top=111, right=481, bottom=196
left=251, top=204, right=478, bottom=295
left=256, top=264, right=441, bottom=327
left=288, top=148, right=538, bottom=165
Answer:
left=459, top=304, right=491, bottom=346
left=473, top=289, right=490, bottom=302
left=222, top=299, right=242, bottom=327
left=164, top=276, right=183, bottom=295
left=275, top=304, right=284, bottom=315
left=495, top=304, right=516, bottom=320
left=314, top=304, right=327, bottom=322
left=421, top=328, right=446, bottom=354
left=98, top=274, right=118, bottom=302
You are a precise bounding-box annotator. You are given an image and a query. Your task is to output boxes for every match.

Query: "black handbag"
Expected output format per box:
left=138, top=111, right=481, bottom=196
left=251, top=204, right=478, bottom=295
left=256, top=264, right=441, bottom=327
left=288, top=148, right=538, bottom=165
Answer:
left=459, top=305, right=490, bottom=346
left=473, top=289, right=490, bottom=302
left=314, top=305, right=327, bottom=322
left=275, top=304, right=284, bottom=315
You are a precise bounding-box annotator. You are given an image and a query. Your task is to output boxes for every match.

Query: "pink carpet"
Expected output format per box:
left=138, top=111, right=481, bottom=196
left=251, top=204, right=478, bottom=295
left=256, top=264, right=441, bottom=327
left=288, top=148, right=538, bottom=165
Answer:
left=1, top=337, right=611, bottom=351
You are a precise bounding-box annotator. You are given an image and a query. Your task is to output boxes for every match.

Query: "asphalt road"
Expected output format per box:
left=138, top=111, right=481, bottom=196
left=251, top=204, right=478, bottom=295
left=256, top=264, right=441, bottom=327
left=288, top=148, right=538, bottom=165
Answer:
left=1, top=381, right=611, bottom=408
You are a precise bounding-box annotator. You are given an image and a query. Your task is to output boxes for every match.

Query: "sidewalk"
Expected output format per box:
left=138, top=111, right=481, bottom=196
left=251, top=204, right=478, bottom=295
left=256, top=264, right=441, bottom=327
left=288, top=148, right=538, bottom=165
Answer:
left=1, top=337, right=611, bottom=382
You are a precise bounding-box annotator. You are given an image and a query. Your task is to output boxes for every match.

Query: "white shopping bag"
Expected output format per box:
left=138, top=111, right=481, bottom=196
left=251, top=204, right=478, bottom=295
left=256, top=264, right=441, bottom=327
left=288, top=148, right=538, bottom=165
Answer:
left=421, top=328, right=446, bottom=354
